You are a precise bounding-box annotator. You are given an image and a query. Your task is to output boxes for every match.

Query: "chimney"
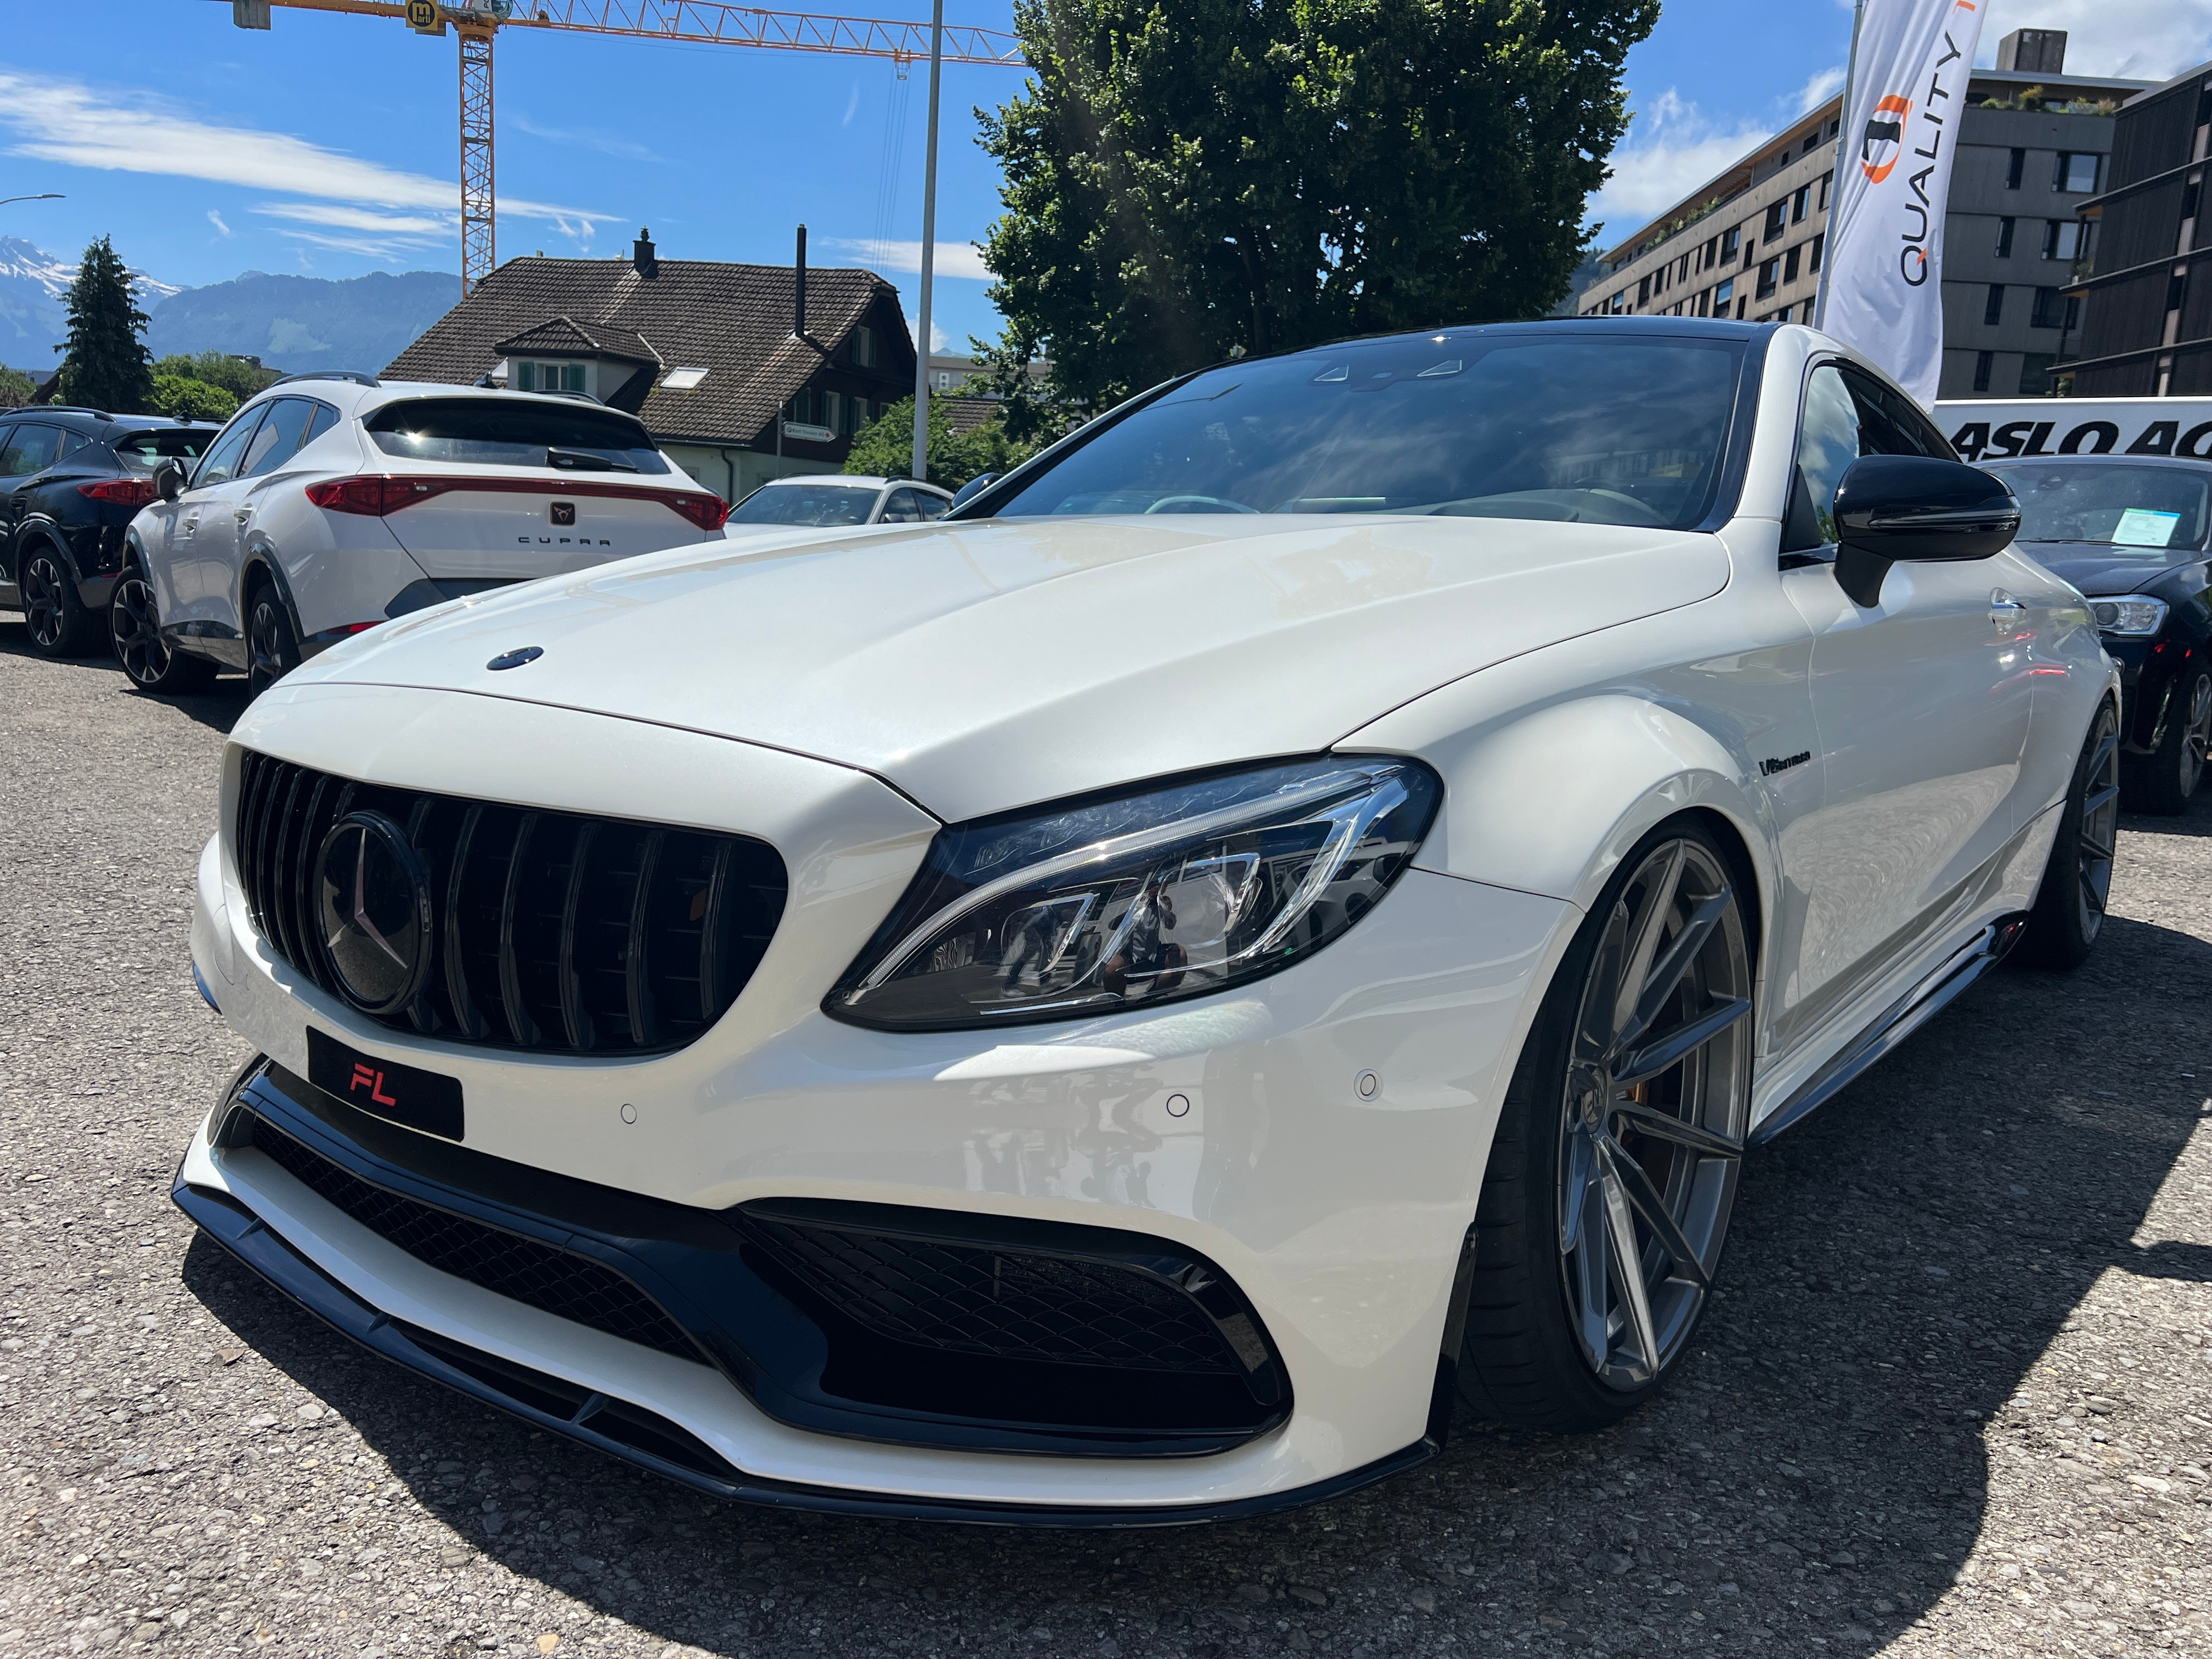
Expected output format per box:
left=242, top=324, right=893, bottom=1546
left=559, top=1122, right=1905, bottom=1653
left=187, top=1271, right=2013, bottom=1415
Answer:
left=794, top=223, right=808, bottom=341
left=1996, top=28, right=2066, bottom=75
left=632, top=228, right=657, bottom=279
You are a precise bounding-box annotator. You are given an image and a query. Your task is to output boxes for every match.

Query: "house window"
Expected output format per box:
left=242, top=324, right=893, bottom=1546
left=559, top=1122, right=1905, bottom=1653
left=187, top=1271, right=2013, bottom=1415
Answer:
left=1792, top=185, right=1810, bottom=223
left=1972, top=351, right=1993, bottom=393
left=1783, top=245, right=1802, bottom=284
left=1735, top=295, right=1748, bottom=319
left=1713, top=277, right=1734, bottom=311
left=1764, top=201, right=1787, bottom=242
left=1985, top=285, right=2006, bottom=325
left=1995, top=217, right=2016, bottom=257
left=2042, top=219, right=2083, bottom=260
left=1637, top=274, right=1651, bottom=305
left=2053, top=152, right=2098, bottom=193
left=2030, top=286, right=2075, bottom=329
left=2020, top=353, right=2059, bottom=394
left=1756, top=257, right=1780, bottom=300
left=1610, top=290, right=1626, bottom=313
left=1720, top=227, right=1741, bottom=264
left=848, top=325, right=878, bottom=368
left=1809, top=233, right=1825, bottom=273
left=1702, top=235, right=1718, bottom=270
left=516, top=362, right=584, bottom=393
left=1817, top=171, right=1832, bottom=211
left=2005, top=148, right=2026, bottom=190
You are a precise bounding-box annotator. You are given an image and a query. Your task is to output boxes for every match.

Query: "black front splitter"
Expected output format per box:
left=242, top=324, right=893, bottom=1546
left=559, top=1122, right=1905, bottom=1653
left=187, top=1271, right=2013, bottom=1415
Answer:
left=171, top=1173, right=1435, bottom=1528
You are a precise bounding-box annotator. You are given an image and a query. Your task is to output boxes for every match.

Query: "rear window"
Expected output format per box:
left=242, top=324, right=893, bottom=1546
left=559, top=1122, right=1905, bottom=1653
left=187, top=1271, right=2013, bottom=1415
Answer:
left=727, top=482, right=881, bottom=526
left=112, top=428, right=215, bottom=471
left=364, top=397, right=669, bottom=475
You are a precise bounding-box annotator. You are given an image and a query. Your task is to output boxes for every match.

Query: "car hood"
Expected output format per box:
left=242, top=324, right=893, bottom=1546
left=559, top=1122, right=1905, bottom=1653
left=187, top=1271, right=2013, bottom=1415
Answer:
left=2019, top=541, right=2207, bottom=596
left=294, top=515, right=1731, bottom=822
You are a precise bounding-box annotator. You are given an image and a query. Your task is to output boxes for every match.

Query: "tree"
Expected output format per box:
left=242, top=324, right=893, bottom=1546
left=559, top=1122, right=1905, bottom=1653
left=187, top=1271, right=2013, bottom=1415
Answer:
left=0, top=366, right=35, bottom=409
left=153, top=351, right=279, bottom=404
left=973, top=0, right=1658, bottom=417
left=55, top=235, right=154, bottom=413
left=843, top=396, right=1042, bottom=490
left=149, top=374, right=239, bottom=424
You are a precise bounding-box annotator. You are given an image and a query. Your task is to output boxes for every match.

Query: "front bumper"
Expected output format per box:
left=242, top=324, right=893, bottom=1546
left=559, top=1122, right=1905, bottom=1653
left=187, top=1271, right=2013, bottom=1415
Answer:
left=182, top=682, right=1575, bottom=1515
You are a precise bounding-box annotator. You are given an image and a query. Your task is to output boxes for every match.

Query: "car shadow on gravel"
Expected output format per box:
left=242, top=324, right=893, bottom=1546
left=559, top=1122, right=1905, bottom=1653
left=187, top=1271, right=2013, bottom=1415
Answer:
left=176, top=852, right=2212, bottom=1658
left=0, top=618, right=252, bottom=733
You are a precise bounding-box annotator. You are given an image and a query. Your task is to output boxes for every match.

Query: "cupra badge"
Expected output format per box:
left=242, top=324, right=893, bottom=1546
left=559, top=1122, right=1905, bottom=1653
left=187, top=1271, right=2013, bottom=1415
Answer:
left=315, top=811, right=433, bottom=1015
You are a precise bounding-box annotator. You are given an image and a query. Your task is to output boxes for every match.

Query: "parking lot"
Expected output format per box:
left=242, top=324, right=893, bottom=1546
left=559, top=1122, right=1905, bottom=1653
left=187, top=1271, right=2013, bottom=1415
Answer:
left=2, top=626, right=2209, bottom=1659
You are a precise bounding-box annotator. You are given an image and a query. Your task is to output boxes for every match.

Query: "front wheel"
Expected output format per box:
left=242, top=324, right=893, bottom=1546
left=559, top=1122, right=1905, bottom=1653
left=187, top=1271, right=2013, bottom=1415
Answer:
left=2121, top=671, right=2211, bottom=816
left=245, top=582, right=299, bottom=696
left=1457, top=819, right=1754, bottom=1430
left=2016, top=699, right=2120, bottom=970
left=21, top=544, right=97, bottom=657
left=111, top=567, right=216, bottom=694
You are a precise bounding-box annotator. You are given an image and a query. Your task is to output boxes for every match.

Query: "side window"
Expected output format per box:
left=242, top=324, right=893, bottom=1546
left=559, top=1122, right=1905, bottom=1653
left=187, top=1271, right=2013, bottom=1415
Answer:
left=0, top=423, right=64, bottom=476
left=1839, top=368, right=1951, bottom=458
left=241, top=398, right=317, bottom=478
left=1784, top=365, right=1862, bottom=552
left=879, top=488, right=924, bottom=523
left=303, top=402, right=340, bottom=446
left=915, top=490, right=949, bottom=521
left=191, top=407, right=268, bottom=489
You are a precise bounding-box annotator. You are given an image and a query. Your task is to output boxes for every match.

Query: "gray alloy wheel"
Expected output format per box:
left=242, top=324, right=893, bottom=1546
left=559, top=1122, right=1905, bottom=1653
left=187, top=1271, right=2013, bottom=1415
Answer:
left=21, top=546, right=93, bottom=657
left=110, top=567, right=214, bottom=694
left=2018, top=700, right=2119, bottom=969
left=2185, top=675, right=2212, bottom=799
left=1556, top=836, right=1754, bottom=1391
left=2124, top=671, right=2211, bottom=816
left=245, top=584, right=298, bottom=696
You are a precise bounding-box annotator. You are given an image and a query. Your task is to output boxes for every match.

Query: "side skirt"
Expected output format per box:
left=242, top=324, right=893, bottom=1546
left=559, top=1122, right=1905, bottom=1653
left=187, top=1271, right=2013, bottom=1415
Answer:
left=1746, top=912, right=2028, bottom=1148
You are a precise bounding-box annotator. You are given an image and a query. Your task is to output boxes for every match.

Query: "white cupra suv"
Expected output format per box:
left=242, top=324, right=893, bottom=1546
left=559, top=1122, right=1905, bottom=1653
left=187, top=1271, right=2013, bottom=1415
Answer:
left=115, top=374, right=727, bottom=696
left=174, top=319, right=2117, bottom=1525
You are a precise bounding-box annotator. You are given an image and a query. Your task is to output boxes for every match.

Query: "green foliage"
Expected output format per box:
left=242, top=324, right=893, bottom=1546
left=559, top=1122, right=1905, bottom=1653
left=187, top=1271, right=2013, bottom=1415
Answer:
left=843, top=395, right=1043, bottom=490
left=149, top=375, right=240, bottom=424
left=972, top=0, right=1659, bottom=417
left=0, top=366, right=36, bottom=409
left=153, top=351, right=279, bottom=403
left=55, top=235, right=154, bottom=413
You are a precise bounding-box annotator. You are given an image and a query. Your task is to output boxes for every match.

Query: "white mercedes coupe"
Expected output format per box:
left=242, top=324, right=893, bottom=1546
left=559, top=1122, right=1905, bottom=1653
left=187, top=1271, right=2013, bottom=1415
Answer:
left=174, top=319, right=2115, bottom=1525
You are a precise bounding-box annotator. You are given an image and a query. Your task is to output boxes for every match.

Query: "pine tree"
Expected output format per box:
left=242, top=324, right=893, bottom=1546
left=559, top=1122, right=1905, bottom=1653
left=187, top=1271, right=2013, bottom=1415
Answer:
left=56, top=236, right=154, bottom=413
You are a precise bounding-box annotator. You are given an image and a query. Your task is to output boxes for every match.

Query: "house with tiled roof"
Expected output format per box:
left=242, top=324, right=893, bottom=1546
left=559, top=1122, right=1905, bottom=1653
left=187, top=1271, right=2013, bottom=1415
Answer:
left=382, top=231, right=917, bottom=503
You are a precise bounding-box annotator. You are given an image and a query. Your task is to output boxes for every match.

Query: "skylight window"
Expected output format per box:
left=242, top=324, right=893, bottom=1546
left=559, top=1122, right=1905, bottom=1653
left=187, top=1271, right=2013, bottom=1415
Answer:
left=661, top=366, right=709, bottom=392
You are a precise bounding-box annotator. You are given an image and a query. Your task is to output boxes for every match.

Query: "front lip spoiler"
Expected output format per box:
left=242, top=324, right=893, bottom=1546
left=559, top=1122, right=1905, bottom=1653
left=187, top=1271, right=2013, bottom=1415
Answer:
left=171, top=1174, right=1435, bottom=1528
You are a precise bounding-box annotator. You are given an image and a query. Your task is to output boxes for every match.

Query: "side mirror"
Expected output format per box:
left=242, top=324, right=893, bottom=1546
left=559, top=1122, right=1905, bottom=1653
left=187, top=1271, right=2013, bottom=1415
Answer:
left=1831, top=454, right=2020, bottom=607
left=949, top=472, right=999, bottom=511
left=153, top=459, right=187, bottom=503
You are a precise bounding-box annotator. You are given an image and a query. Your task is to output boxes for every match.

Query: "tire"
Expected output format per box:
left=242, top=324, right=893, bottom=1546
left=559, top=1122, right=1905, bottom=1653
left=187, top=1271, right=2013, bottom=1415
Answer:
left=245, top=579, right=299, bottom=697
left=1457, top=817, right=1754, bottom=1431
left=2015, top=699, right=2120, bottom=970
left=110, top=564, right=217, bottom=695
left=19, top=541, right=97, bottom=658
left=2121, top=670, right=2211, bottom=816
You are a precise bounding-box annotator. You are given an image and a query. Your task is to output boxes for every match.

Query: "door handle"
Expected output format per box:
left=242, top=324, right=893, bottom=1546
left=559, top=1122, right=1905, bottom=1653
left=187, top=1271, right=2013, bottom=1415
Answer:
left=1990, top=591, right=2025, bottom=627
left=234, top=509, right=251, bottom=525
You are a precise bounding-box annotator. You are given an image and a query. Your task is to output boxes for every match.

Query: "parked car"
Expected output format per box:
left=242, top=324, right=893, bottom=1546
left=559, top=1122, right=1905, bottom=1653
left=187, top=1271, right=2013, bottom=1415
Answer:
left=174, top=319, right=2113, bottom=1523
left=116, top=374, right=728, bottom=695
left=721, top=473, right=951, bottom=538
left=1980, top=454, right=2212, bottom=812
left=0, top=407, right=218, bottom=658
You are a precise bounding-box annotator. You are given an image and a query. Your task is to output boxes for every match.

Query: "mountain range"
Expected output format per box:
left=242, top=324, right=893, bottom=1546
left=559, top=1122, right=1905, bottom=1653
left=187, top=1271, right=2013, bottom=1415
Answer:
left=0, top=237, right=461, bottom=378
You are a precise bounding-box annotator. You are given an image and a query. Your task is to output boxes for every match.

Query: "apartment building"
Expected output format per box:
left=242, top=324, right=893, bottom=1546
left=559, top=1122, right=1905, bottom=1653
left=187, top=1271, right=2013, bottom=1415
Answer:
left=1578, top=32, right=2148, bottom=398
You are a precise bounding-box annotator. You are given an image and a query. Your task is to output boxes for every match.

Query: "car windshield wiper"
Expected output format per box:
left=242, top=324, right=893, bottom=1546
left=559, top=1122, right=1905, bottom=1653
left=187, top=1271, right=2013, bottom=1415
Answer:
left=544, top=447, right=639, bottom=473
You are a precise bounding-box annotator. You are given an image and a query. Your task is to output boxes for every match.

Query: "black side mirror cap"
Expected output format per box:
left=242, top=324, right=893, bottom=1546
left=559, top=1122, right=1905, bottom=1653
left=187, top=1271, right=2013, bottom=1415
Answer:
left=153, top=459, right=186, bottom=503
left=1832, top=454, right=2019, bottom=607
left=949, top=472, right=999, bottom=511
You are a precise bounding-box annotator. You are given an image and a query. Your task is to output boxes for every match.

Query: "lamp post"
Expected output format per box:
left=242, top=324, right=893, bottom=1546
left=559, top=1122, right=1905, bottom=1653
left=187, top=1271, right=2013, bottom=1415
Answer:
left=0, top=193, right=63, bottom=208
left=909, top=0, right=943, bottom=484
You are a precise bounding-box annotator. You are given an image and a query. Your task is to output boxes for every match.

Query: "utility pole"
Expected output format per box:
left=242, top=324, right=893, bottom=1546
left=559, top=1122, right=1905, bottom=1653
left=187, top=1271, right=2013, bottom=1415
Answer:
left=910, top=0, right=944, bottom=483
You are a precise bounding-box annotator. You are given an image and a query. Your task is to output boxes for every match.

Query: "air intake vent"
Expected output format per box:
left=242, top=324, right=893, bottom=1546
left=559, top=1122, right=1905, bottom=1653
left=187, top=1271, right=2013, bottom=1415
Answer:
left=232, top=751, right=786, bottom=1055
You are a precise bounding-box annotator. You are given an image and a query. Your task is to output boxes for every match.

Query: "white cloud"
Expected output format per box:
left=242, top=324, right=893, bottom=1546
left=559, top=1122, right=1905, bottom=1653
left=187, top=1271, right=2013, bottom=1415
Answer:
left=508, top=110, right=658, bottom=163
left=1974, top=0, right=2212, bottom=80
left=206, top=209, right=230, bottom=236
left=929, top=321, right=947, bottom=353
left=842, top=82, right=861, bottom=127
left=1797, top=65, right=1846, bottom=114
left=822, top=237, right=991, bottom=280
left=255, top=201, right=446, bottom=236
left=0, top=71, right=613, bottom=238
left=1587, top=89, right=1773, bottom=233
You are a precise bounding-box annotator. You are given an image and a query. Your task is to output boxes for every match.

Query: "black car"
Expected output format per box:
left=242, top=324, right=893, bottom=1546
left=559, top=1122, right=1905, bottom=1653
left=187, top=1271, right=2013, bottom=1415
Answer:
left=1983, top=454, right=2212, bottom=812
left=0, top=407, right=218, bottom=659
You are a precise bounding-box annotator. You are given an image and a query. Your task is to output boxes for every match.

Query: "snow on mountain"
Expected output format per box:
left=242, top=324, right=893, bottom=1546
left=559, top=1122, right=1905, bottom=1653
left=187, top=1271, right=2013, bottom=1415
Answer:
left=0, top=236, right=183, bottom=369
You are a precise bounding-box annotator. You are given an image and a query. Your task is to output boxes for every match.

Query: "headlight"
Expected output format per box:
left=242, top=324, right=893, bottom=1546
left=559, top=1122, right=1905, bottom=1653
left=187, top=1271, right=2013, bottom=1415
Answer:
left=827, top=756, right=1442, bottom=1031
left=2091, top=596, right=2168, bottom=636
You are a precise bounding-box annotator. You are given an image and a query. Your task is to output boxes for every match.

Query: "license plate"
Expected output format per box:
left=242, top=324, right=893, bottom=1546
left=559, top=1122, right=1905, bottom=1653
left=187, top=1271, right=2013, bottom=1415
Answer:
left=306, top=1029, right=465, bottom=1141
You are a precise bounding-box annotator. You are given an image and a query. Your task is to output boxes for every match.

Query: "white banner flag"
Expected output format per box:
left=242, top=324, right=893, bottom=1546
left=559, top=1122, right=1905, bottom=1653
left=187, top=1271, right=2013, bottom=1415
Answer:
left=1817, top=0, right=1990, bottom=407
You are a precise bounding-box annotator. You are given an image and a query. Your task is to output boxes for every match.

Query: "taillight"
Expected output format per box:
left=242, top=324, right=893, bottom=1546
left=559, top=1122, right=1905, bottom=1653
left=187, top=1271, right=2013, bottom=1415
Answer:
left=78, top=478, right=157, bottom=507
left=304, top=476, right=449, bottom=515
left=667, top=493, right=730, bottom=532
left=303, top=474, right=729, bottom=529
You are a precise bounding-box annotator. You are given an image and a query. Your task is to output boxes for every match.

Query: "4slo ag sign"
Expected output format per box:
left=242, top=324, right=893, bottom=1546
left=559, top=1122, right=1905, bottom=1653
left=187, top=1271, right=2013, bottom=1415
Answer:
left=1936, top=399, right=2212, bottom=462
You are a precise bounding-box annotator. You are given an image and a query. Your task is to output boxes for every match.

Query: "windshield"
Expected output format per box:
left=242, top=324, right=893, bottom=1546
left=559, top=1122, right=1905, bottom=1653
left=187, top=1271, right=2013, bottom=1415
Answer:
left=728, top=482, right=879, bottom=526
left=1984, top=462, right=2211, bottom=556
left=364, top=398, right=669, bottom=475
left=986, top=334, right=1746, bottom=531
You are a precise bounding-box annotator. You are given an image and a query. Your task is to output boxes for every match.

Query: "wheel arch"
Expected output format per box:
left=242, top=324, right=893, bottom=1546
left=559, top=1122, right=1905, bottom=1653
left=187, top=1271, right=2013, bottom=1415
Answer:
left=240, top=547, right=308, bottom=644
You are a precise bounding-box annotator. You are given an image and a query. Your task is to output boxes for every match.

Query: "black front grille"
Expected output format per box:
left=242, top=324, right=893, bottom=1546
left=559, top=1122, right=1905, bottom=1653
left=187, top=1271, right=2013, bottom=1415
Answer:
left=740, top=1212, right=1244, bottom=1375
left=232, top=751, right=786, bottom=1055
left=250, top=1112, right=703, bottom=1362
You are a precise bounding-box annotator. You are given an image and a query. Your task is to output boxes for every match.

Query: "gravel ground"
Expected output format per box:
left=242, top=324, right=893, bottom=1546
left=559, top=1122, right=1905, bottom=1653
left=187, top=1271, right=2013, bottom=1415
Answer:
left=3, top=624, right=2210, bottom=1659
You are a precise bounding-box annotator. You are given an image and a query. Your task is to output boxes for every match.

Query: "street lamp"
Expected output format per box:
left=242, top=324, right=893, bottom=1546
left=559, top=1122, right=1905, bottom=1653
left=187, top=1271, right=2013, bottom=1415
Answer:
left=0, top=193, right=63, bottom=208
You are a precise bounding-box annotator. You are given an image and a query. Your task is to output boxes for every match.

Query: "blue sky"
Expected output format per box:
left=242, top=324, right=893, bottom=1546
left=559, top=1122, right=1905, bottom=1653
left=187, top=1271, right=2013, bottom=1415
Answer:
left=0, top=0, right=2204, bottom=354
